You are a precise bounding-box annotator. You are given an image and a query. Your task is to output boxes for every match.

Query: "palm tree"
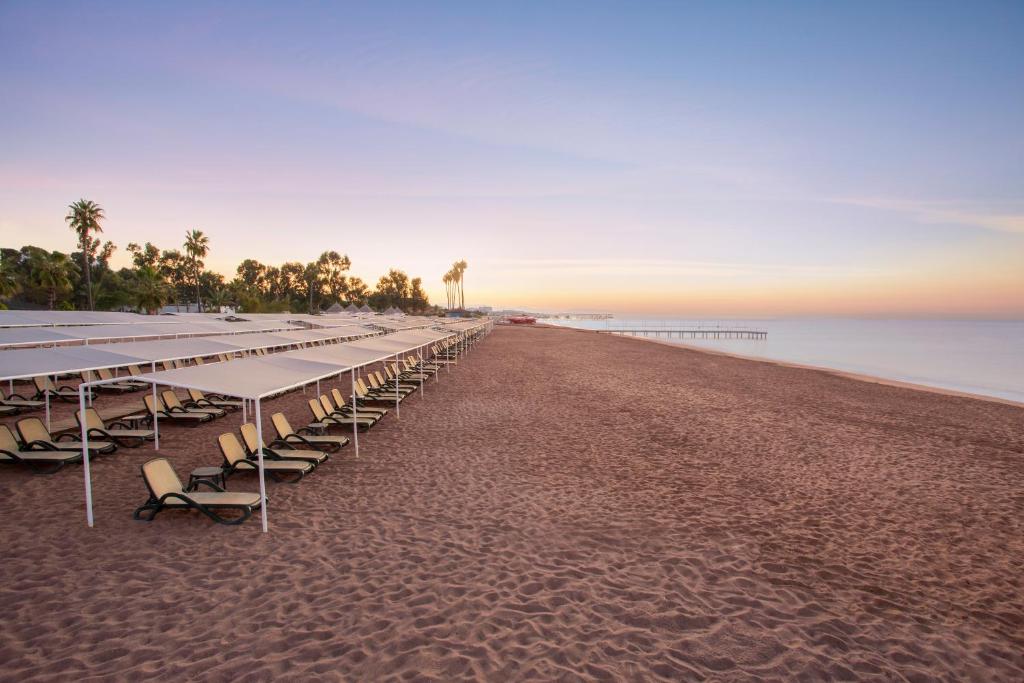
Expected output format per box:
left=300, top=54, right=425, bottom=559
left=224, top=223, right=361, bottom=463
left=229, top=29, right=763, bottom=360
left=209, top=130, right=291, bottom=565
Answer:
left=65, top=199, right=104, bottom=310
left=133, top=266, right=169, bottom=314
left=183, top=229, right=209, bottom=312
left=30, top=250, right=76, bottom=309
left=442, top=271, right=452, bottom=310
left=455, top=259, right=468, bottom=309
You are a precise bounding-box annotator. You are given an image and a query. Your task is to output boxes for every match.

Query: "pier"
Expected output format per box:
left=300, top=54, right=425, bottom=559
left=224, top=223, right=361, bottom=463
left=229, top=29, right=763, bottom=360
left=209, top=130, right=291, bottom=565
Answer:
left=599, top=322, right=767, bottom=340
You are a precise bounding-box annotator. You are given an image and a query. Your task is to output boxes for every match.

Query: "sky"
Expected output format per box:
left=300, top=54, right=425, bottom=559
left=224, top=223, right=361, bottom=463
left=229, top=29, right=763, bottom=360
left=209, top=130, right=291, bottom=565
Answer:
left=1, top=1, right=1022, bottom=317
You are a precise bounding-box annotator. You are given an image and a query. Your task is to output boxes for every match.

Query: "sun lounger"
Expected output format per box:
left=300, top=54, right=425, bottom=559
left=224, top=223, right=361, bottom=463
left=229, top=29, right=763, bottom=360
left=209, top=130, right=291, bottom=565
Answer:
left=162, top=390, right=226, bottom=418
left=145, top=394, right=215, bottom=425
left=309, top=398, right=376, bottom=432
left=318, top=394, right=378, bottom=429
left=0, top=425, right=82, bottom=474
left=0, top=388, right=45, bottom=413
left=187, top=389, right=242, bottom=412
left=16, top=417, right=116, bottom=455
left=238, top=423, right=328, bottom=465
left=331, top=388, right=387, bottom=418
left=271, top=413, right=349, bottom=452
left=81, top=370, right=138, bottom=393
left=97, top=366, right=146, bottom=390
left=32, top=376, right=81, bottom=402
left=218, top=433, right=312, bottom=483
left=76, top=407, right=154, bottom=448
left=133, top=458, right=263, bottom=525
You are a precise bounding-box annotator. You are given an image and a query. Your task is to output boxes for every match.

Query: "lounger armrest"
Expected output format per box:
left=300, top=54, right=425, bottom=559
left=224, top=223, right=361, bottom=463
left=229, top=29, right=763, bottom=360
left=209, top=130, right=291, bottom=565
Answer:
left=285, top=434, right=316, bottom=448
left=108, top=420, right=133, bottom=429
left=7, top=391, right=31, bottom=401
left=187, top=479, right=226, bottom=493
left=24, top=440, right=60, bottom=451
left=166, top=406, right=190, bottom=414
left=266, top=439, right=295, bottom=450
left=54, top=433, right=78, bottom=442
left=87, top=427, right=110, bottom=440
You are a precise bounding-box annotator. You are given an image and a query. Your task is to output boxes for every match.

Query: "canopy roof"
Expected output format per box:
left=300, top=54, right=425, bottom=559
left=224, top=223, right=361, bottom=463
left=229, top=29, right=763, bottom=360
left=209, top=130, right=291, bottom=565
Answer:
left=132, top=355, right=345, bottom=400
left=0, top=319, right=302, bottom=349
left=0, top=346, right=149, bottom=382
left=0, top=310, right=161, bottom=328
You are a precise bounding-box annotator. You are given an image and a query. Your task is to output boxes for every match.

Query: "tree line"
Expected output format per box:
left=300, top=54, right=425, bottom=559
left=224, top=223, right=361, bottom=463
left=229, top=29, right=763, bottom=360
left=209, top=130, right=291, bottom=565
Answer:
left=0, top=199, right=439, bottom=315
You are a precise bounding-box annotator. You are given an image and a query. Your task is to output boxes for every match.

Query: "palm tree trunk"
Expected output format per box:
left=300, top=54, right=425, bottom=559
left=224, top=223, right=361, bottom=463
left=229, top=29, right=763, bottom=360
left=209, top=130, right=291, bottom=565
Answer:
left=83, top=252, right=93, bottom=310
left=460, top=275, right=465, bottom=309
left=195, top=266, right=201, bottom=312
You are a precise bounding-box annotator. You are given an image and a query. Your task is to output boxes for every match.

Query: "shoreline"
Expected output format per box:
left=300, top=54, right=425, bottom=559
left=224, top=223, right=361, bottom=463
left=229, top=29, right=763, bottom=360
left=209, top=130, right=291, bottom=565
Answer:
left=549, top=325, right=1024, bottom=410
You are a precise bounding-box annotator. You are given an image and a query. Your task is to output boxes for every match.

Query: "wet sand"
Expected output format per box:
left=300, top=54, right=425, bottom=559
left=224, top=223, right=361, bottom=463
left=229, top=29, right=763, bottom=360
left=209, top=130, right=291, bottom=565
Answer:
left=1, top=324, right=1022, bottom=681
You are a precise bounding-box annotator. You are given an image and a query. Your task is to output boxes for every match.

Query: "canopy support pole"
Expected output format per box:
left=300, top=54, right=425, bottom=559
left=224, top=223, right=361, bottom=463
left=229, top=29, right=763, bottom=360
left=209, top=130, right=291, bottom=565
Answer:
left=394, top=354, right=400, bottom=418
left=80, top=385, right=94, bottom=528
left=152, top=382, right=160, bottom=450
left=351, top=368, right=359, bottom=458
left=419, top=346, right=425, bottom=399
left=44, top=380, right=51, bottom=431
left=255, top=397, right=269, bottom=533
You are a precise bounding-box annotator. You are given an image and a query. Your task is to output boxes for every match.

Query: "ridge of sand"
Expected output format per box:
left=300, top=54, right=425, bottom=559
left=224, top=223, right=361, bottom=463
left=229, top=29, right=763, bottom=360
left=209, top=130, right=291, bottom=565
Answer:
left=1, top=325, right=1022, bottom=680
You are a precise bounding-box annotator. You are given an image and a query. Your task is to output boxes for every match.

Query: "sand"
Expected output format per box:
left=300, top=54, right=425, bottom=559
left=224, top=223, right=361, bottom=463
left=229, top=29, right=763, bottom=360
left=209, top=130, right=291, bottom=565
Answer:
left=1, top=324, right=1022, bottom=681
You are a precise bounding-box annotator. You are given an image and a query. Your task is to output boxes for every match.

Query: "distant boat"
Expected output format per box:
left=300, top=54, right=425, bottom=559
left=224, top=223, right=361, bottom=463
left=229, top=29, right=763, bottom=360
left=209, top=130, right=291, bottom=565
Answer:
left=507, top=316, right=536, bottom=325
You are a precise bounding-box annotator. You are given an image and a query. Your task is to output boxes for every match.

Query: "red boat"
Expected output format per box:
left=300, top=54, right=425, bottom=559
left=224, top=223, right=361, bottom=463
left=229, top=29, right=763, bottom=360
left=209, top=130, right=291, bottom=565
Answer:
left=506, top=316, right=537, bottom=325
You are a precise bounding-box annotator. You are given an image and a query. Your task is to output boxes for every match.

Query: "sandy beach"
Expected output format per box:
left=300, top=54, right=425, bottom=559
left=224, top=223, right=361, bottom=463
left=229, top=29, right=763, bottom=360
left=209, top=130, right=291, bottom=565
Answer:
left=1, top=324, right=1022, bottom=681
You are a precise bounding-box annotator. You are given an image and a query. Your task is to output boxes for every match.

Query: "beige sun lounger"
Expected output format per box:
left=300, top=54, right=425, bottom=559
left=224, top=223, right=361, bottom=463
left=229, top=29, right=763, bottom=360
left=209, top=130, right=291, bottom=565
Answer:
left=133, top=458, right=262, bottom=525
left=238, top=423, right=328, bottom=466
left=15, top=417, right=116, bottom=455
left=218, top=433, right=312, bottom=483
left=271, top=413, right=348, bottom=453
left=0, top=425, right=82, bottom=474
left=76, top=407, right=154, bottom=448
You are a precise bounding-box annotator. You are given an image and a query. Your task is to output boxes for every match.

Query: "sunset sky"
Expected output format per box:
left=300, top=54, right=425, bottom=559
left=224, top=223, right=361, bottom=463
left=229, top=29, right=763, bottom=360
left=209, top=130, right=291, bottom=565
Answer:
left=2, top=2, right=1022, bottom=317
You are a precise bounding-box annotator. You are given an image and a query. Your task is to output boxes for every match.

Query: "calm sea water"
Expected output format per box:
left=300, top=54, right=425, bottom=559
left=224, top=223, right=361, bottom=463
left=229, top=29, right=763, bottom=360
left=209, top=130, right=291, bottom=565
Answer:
left=549, top=318, right=1024, bottom=404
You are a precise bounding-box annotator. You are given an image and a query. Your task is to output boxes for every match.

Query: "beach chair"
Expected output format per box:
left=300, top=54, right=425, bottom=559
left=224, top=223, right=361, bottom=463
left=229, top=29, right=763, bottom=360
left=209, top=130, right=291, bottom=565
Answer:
left=308, top=398, right=375, bottom=432
left=32, top=376, right=80, bottom=402
left=133, top=458, right=263, bottom=525
left=0, top=425, right=82, bottom=474
left=15, top=417, right=116, bottom=455
left=270, top=413, right=349, bottom=453
left=384, top=364, right=425, bottom=387
left=81, top=370, right=138, bottom=393
left=218, top=433, right=312, bottom=483
left=331, top=388, right=387, bottom=418
left=187, top=389, right=242, bottom=412
left=97, top=367, right=147, bottom=390
left=367, top=372, right=413, bottom=398
left=145, top=394, right=215, bottom=426
left=318, top=394, right=378, bottom=430
left=354, top=378, right=396, bottom=406
left=194, top=357, right=205, bottom=365
left=239, top=423, right=328, bottom=465
left=162, top=390, right=226, bottom=418
left=75, top=407, right=154, bottom=448
left=0, top=388, right=44, bottom=413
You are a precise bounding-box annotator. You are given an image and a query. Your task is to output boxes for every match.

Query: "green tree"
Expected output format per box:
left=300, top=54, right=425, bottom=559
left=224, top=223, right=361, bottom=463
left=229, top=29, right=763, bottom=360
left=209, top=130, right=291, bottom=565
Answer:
left=65, top=199, right=105, bottom=310
left=183, top=229, right=209, bottom=311
left=0, top=254, right=18, bottom=304
left=133, top=266, right=169, bottom=314
left=317, top=250, right=351, bottom=305
left=127, top=242, right=161, bottom=269
left=30, top=250, right=77, bottom=309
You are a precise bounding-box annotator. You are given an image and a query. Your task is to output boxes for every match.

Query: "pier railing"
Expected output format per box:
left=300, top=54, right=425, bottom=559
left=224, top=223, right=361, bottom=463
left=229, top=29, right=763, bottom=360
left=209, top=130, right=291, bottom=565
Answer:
left=599, top=321, right=767, bottom=340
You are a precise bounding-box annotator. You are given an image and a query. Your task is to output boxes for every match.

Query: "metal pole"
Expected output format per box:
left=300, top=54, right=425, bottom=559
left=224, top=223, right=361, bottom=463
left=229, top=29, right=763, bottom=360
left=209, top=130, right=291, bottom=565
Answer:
left=394, top=354, right=400, bottom=418
left=152, top=382, right=160, bottom=450
left=80, top=386, right=94, bottom=527
left=45, top=381, right=51, bottom=431
left=419, top=346, right=425, bottom=399
left=255, top=397, right=269, bottom=533
left=351, top=368, right=358, bottom=458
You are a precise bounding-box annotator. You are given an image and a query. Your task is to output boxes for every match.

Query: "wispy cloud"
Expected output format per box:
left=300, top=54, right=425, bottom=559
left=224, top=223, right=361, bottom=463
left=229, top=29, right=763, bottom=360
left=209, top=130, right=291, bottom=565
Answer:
left=828, top=197, right=1024, bottom=234
left=487, top=258, right=877, bottom=279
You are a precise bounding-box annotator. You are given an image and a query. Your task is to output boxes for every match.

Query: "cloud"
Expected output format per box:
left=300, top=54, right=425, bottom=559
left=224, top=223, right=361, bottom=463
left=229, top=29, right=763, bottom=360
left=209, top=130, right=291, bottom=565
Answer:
left=828, top=197, right=1024, bottom=234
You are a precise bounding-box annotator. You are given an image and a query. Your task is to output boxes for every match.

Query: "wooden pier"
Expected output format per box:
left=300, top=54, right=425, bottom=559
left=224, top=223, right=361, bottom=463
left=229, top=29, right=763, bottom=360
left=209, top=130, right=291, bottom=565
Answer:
left=601, top=328, right=767, bottom=340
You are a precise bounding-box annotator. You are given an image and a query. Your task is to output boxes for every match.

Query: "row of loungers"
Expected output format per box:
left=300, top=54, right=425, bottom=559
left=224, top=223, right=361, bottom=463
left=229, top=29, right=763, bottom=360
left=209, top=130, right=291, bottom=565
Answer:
left=3, top=342, right=460, bottom=523
left=133, top=359, right=453, bottom=524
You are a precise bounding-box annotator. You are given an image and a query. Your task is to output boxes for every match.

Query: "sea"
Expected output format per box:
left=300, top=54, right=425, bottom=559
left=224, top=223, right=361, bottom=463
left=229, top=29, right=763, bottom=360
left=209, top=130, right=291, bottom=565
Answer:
left=548, top=318, right=1024, bottom=404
